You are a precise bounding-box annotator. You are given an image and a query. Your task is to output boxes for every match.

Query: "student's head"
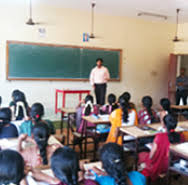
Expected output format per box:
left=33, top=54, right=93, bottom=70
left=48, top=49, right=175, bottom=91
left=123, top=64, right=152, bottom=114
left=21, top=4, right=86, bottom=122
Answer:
left=96, top=58, right=103, bottom=68
left=163, top=114, right=180, bottom=143
left=99, top=143, right=127, bottom=185
left=142, top=96, right=152, bottom=109
left=160, top=98, right=171, bottom=113
left=121, top=92, right=131, bottom=102
left=119, top=95, right=130, bottom=123
left=180, top=67, right=186, bottom=76
left=0, top=149, right=25, bottom=185
left=85, top=95, right=94, bottom=104
left=0, top=108, right=11, bottom=128
left=51, top=147, right=79, bottom=185
left=108, top=94, right=116, bottom=105
left=32, top=122, right=50, bottom=165
left=30, top=103, right=44, bottom=122
left=12, top=89, right=20, bottom=101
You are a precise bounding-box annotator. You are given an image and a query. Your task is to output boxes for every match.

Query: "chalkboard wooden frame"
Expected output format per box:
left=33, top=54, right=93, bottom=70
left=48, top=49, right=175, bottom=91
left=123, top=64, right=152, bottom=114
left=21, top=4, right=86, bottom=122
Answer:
left=6, top=40, right=122, bottom=81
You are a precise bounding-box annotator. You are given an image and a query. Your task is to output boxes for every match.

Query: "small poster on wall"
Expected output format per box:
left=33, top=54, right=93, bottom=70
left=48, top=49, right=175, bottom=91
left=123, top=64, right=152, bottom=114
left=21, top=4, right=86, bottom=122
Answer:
left=83, top=33, right=90, bottom=42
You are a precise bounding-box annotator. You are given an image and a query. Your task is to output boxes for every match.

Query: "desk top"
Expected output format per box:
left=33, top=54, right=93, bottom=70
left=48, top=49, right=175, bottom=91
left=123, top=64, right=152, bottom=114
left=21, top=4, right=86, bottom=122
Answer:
left=170, top=143, right=188, bottom=159
left=61, top=107, right=76, bottom=113
left=171, top=105, right=188, bottom=110
left=82, top=116, right=110, bottom=124
left=120, top=126, right=157, bottom=138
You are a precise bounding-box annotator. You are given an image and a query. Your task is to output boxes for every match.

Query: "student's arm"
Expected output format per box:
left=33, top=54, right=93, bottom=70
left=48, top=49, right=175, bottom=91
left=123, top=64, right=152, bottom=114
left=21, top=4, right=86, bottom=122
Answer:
left=149, top=142, right=157, bottom=159
left=18, top=134, right=28, bottom=152
left=31, top=169, right=60, bottom=184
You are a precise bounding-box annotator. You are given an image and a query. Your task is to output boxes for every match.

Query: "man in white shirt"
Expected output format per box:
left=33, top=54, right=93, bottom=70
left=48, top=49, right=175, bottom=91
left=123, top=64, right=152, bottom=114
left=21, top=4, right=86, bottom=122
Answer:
left=90, top=58, right=110, bottom=105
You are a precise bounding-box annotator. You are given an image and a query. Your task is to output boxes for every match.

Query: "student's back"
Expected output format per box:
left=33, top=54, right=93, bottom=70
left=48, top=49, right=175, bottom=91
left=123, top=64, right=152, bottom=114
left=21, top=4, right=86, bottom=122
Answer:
left=0, top=108, right=18, bottom=139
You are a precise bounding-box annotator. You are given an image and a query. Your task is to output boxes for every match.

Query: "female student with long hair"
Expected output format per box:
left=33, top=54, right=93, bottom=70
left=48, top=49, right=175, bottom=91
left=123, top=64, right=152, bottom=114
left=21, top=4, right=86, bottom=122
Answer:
left=100, top=94, right=118, bottom=114
left=77, top=95, right=99, bottom=133
left=51, top=147, right=98, bottom=185
left=9, top=89, right=29, bottom=121
left=20, top=102, right=55, bottom=136
left=18, top=122, right=61, bottom=168
left=138, top=96, right=159, bottom=125
left=0, top=107, right=18, bottom=138
left=91, top=143, right=146, bottom=185
left=106, top=95, right=138, bottom=145
left=139, top=114, right=181, bottom=181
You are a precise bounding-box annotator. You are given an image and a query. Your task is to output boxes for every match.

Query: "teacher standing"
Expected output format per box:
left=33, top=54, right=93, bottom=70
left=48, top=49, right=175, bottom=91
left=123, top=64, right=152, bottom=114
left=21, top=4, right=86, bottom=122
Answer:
left=90, top=58, right=110, bottom=105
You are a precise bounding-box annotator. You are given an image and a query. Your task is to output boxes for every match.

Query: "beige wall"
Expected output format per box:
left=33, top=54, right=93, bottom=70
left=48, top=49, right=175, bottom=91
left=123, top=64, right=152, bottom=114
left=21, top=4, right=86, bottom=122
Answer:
left=0, top=3, right=175, bottom=120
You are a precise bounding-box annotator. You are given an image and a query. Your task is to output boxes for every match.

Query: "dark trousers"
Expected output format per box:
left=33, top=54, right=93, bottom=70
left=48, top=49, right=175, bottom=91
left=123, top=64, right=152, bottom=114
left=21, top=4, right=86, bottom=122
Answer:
left=94, top=83, right=107, bottom=105
left=176, top=90, right=188, bottom=105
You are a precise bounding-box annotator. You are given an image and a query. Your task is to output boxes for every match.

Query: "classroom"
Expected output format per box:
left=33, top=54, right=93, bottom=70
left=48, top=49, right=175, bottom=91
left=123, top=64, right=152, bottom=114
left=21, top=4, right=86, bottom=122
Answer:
left=0, top=0, right=188, bottom=185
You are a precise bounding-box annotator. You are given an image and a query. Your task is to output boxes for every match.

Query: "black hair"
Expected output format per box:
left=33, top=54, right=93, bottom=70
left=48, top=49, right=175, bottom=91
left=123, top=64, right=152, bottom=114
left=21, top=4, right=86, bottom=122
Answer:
left=96, top=58, right=103, bottom=63
left=84, top=95, right=94, bottom=116
left=11, top=90, right=29, bottom=120
left=0, top=108, right=12, bottom=131
left=160, top=98, right=172, bottom=114
left=142, top=96, right=156, bottom=123
left=32, top=122, right=50, bottom=165
left=119, top=96, right=130, bottom=123
left=51, top=147, right=79, bottom=185
left=30, top=103, right=44, bottom=122
left=0, top=96, right=2, bottom=106
left=121, top=92, right=131, bottom=102
left=163, top=114, right=180, bottom=144
left=99, top=143, right=128, bottom=185
left=0, top=149, right=25, bottom=185
left=107, top=94, right=118, bottom=112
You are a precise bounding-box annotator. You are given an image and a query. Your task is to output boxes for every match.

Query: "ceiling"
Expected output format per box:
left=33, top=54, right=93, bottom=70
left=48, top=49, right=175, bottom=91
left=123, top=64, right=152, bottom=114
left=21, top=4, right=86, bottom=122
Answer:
left=3, top=0, right=188, bottom=23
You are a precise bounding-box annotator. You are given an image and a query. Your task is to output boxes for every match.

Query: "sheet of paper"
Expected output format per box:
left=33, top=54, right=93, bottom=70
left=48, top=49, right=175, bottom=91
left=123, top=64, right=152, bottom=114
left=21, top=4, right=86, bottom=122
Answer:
left=84, top=162, right=103, bottom=171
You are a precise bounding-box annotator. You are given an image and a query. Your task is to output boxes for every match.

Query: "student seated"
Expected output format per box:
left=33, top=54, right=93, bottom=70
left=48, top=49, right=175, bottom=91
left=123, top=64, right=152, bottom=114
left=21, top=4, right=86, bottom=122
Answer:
left=0, top=149, right=26, bottom=185
left=91, top=143, right=146, bottom=185
left=106, top=95, right=138, bottom=145
left=50, top=147, right=98, bottom=185
left=138, top=114, right=181, bottom=181
left=77, top=95, right=99, bottom=133
left=138, top=96, right=159, bottom=125
left=20, top=102, right=55, bottom=136
left=121, top=91, right=136, bottom=109
left=0, top=108, right=18, bottom=139
left=100, top=93, right=118, bottom=114
left=18, top=122, right=61, bottom=168
left=159, top=98, right=174, bottom=124
left=9, top=89, right=29, bottom=121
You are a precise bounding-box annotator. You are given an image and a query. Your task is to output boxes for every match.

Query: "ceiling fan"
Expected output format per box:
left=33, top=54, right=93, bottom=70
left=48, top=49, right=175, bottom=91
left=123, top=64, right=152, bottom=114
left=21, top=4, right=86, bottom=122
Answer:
left=26, top=0, right=35, bottom=25
left=173, top=9, right=181, bottom=42
left=89, top=1, right=99, bottom=39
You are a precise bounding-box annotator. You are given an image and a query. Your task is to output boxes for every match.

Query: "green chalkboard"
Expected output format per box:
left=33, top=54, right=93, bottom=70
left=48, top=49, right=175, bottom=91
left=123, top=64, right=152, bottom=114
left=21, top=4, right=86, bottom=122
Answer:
left=7, top=41, right=122, bottom=81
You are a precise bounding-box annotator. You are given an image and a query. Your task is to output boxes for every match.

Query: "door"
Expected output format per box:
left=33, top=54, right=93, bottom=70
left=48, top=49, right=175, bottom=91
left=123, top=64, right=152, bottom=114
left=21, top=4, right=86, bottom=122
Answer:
left=168, top=54, right=178, bottom=104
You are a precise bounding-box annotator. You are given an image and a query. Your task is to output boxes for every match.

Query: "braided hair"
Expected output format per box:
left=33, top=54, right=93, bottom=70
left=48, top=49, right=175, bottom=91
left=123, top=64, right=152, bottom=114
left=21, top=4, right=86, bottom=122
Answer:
left=142, top=96, right=156, bottom=123
left=32, top=122, right=50, bottom=165
left=119, top=96, right=130, bottom=123
left=51, top=147, right=79, bottom=185
left=163, top=114, right=180, bottom=144
left=107, top=94, right=118, bottom=112
left=99, top=143, right=128, bottom=185
left=83, top=95, right=94, bottom=116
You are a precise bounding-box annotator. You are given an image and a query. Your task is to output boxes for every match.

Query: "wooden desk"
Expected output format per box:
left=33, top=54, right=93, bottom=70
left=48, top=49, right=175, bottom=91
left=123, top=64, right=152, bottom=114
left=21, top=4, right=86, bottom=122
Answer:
left=119, top=125, right=159, bottom=170
left=60, top=108, right=76, bottom=145
left=171, top=105, right=188, bottom=110
left=168, top=143, right=188, bottom=183
left=82, top=116, right=110, bottom=159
